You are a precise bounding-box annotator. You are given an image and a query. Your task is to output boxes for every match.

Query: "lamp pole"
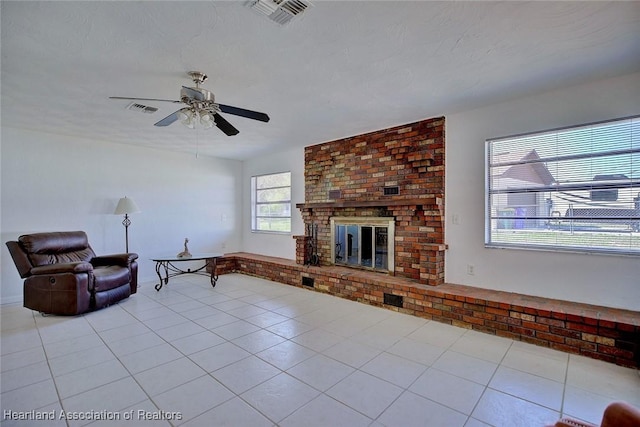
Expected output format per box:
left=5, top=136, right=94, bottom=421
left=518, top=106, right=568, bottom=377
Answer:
left=114, top=197, right=140, bottom=253
left=122, top=213, right=132, bottom=253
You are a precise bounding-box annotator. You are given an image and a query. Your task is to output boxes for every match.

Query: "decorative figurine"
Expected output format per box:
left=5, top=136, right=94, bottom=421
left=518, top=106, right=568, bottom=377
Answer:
left=176, top=238, right=192, bottom=258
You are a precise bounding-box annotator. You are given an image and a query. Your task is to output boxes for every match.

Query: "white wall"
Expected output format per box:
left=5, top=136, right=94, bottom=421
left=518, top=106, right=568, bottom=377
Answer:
left=445, top=72, right=640, bottom=311
left=1, top=128, right=242, bottom=304
left=241, top=146, right=305, bottom=259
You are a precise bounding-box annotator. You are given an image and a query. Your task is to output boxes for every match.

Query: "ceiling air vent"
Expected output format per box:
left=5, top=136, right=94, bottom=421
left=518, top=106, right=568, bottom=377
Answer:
left=126, top=102, right=158, bottom=114
left=248, top=0, right=312, bottom=25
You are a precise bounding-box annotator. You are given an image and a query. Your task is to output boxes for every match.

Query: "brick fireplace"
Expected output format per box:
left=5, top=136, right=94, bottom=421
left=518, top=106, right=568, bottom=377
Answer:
left=294, top=116, right=446, bottom=286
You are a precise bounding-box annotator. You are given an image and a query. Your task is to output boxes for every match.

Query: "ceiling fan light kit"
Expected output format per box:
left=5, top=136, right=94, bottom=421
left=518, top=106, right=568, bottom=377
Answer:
left=177, top=109, right=196, bottom=129
left=109, top=71, right=269, bottom=136
left=199, top=112, right=215, bottom=129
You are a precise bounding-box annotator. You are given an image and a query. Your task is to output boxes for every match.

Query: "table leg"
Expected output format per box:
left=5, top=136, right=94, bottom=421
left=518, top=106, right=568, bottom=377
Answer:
left=154, top=261, right=168, bottom=291
left=208, top=257, right=218, bottom=288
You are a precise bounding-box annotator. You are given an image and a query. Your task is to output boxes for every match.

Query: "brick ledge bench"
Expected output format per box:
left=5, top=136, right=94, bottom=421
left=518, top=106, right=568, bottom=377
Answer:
left=213, top=252, right=639, bottom=368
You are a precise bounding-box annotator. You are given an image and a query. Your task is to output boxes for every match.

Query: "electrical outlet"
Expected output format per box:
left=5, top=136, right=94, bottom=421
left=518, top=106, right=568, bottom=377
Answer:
left=452, top=214, right=460, bottom=225
left=467, top=264, right=475, bottom=275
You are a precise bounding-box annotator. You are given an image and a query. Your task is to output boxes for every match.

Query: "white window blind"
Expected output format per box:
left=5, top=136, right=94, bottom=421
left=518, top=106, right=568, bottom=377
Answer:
left=486, top=115, right=639, bottom=255
left=251, top=172, right=292, bottom=233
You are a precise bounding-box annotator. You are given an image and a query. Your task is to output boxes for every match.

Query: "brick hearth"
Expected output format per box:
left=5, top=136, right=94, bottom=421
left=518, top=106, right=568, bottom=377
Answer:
left=213, top=252, right=640, bottom=369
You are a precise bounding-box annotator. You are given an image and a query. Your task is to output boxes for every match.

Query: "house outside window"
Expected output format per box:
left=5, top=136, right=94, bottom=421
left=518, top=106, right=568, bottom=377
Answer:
left=251, top=172, right=291, bottom=233
left=486, top=115, right=639, bottom=255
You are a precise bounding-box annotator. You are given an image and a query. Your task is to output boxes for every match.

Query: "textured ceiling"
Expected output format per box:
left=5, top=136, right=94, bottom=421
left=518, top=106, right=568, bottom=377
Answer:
left=2, top=1, right=639, bottom=160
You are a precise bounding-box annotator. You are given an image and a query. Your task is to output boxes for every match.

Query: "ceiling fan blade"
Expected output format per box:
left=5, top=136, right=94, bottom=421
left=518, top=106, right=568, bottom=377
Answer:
left=214, top=113, right=239, bottom=136
left=218, top=104, right=270, bottom=122
left=154, top=110, right=180, bottom=127
left=181, top=86, right=205, bottom=101
left=109, top=96, right=181, bottom=103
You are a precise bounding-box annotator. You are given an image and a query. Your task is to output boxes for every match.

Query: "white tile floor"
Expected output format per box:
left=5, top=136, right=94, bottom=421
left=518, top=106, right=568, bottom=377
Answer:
left=1, top=274, right=639, bottom=427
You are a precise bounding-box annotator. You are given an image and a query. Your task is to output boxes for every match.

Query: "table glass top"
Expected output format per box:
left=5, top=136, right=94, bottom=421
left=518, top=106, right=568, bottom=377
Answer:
left=150, top=253, right=224, bottom=262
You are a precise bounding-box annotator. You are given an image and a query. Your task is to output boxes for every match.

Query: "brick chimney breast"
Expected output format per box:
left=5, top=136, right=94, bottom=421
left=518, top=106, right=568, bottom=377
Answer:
left=296, top=117, right=446, bottom=286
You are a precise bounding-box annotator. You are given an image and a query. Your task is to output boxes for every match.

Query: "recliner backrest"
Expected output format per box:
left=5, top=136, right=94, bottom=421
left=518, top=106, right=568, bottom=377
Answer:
left=14, top=231, right=96, bottom=272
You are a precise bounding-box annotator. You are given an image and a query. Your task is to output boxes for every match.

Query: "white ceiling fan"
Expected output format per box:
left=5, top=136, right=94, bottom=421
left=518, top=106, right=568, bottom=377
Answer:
left=110, top=71, right=270, bottom=136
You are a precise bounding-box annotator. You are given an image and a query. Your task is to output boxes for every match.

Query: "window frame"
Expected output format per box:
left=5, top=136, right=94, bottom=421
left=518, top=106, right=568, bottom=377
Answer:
left=251, top=171, right=292, bottom=234
left=485, top=115, right=640, bottom=256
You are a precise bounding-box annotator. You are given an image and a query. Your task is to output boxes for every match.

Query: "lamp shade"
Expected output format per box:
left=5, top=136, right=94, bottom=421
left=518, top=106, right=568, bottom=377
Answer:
left=114, top=197, right=140, bottom=215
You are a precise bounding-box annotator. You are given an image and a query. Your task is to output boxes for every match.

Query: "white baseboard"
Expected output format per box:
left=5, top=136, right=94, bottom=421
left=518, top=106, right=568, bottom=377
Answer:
left=1, top=295, right=23, bottom=306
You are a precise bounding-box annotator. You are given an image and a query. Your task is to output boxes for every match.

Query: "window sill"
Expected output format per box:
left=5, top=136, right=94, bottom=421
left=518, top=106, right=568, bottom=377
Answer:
left=250, top=230, right=292, bottom=236
left=485, top=242, right=640, bottom=257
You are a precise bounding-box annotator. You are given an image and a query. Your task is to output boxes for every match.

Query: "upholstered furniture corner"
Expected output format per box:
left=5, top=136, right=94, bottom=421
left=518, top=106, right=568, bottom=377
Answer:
left=6, top=231, right=138, bottom=315
left=548, top=401, right=640, bottom=427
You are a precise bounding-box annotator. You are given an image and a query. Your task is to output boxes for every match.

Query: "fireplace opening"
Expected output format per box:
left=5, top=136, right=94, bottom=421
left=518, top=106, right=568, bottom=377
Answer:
left=331, top=217, right=395, bottom=273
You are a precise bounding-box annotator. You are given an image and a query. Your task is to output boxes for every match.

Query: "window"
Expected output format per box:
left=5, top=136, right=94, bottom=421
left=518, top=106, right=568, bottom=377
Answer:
left=486, top=116, right=639, bottom=255
left=251, top=172, right=291, bottom=233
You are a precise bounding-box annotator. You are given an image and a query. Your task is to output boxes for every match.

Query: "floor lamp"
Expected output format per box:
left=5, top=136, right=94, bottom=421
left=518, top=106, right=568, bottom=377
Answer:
left=114, top=197, right=140, bottom=253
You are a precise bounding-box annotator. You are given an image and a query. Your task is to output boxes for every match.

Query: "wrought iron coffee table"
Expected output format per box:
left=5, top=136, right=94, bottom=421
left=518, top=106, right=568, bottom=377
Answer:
left=151, top=253, right=223, bottom=291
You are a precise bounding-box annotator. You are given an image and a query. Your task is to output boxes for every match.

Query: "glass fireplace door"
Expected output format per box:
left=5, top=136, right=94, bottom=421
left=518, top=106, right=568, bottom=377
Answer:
left=333, top=220, right=391, bottom=272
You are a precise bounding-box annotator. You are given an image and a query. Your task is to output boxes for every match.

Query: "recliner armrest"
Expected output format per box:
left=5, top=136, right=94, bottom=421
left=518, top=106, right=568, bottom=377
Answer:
left=30, top=261, right=93, bottom=275
left=6, top=241, right=33, bottom=278
left=602, top=401, right=640, bottom=427
left=91, top=253, right=139, bottom=267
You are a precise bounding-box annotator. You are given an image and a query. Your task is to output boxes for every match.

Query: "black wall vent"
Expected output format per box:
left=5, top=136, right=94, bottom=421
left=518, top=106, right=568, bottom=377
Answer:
left=302, top=276, right=315, bottom=288
left=383, top=186, right=400, bottom=196
left=384, top=293, right=403, bottom=308
left=328, top=190, right=341, bottom=199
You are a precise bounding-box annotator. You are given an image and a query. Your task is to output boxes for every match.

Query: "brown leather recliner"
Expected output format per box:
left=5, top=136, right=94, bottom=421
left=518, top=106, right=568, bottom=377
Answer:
left=6, top=231, right=138, bottom=315
left=548, top=401, right=640, bottom=427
